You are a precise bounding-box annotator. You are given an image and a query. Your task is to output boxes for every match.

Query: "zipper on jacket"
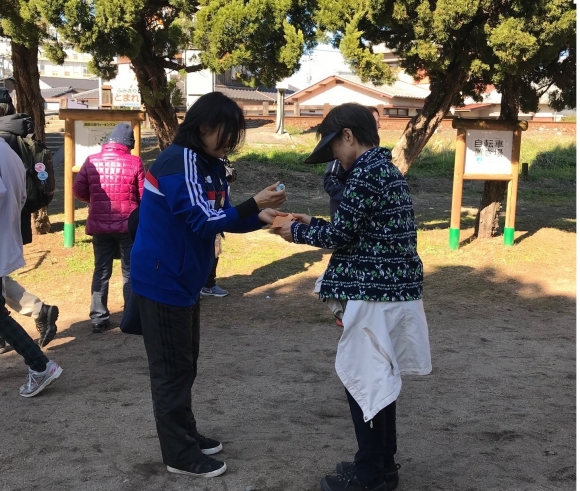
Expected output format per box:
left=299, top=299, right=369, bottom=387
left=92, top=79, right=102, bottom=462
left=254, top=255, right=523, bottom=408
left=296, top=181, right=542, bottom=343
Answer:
left=156, top=261, right=160, bottom=270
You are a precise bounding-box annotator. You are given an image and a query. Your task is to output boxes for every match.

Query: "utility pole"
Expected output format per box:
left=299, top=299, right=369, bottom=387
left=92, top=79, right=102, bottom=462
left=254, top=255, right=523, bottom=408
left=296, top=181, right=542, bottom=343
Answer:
left=275, top=81, right=288, bottom=135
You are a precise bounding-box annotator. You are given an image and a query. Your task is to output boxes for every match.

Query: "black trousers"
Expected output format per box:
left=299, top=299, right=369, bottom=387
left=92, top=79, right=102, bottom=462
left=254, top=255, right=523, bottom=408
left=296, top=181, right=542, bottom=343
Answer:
left=90, top=233, right=133, bottom=325
left=0, top=278, right=48, bottom=372
left=204, top=257, right=219, bottom=289
left=346, top=389, right=397, bottom=487
left=139, top=295, right=204, bottom=468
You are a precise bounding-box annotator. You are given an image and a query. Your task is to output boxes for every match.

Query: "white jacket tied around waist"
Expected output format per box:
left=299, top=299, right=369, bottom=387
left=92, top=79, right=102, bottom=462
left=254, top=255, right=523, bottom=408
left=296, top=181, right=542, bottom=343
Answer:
left=336, top=299, right=432, bottom=422
left=0, top=137, right=26, bottom=278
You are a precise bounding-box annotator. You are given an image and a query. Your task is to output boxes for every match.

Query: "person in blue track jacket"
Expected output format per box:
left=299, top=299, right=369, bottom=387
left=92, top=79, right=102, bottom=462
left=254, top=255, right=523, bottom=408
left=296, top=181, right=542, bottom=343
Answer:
left=130, top=92, right=286, bottom=479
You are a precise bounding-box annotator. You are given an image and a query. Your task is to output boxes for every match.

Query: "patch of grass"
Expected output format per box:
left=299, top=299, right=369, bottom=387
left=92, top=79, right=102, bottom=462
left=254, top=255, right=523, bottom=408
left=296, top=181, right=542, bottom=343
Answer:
left=284, top=124, right=305, bottom=136
left=407, top=138, right=455, bottom=178
left=517, top=188, right=576, bottom=206
left=522, top=140, right=576, bottom=181
left=232, top=148, right=327, bottom=175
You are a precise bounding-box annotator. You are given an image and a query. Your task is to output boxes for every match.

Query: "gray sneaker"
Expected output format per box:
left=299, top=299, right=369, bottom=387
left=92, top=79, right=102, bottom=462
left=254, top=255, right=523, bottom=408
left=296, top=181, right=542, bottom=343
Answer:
left=200, top=285, right=228, bottom=297
left=19, top=360, right=63, bottom=398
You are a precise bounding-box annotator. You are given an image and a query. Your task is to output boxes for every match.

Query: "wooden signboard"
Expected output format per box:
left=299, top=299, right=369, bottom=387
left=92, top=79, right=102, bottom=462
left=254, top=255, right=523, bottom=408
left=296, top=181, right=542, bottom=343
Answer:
left=58, top=109, right=146, bottom=247
left=449, top=119, right=528, bottom=249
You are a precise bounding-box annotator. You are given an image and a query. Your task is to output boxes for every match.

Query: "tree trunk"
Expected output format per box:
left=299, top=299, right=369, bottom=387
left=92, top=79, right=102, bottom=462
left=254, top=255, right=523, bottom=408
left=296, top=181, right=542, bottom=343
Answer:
left=391, top=68, right=468, bottom=174
left=474, top=75, right=520, bottom=238
left=131, top=52, right=178, bottom=150
left=11, top=41, right=45, bottom=141
left=11, top=41, right=51, bottom=235
left=32, top=207, right=51, bottom=234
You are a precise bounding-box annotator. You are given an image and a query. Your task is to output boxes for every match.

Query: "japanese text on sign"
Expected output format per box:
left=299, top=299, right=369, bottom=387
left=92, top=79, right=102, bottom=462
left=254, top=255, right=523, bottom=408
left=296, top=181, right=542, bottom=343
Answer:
left=465, top=129, right=513, bottom=175
left=112, top=87, right=141, bottom=108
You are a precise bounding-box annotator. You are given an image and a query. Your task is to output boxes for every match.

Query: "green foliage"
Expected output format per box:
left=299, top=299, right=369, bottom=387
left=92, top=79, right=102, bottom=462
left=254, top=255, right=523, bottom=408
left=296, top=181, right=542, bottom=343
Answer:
left=0, top=0, right=65, bottom=65
left=194, top=0, right=318, bottom=87
left=316, top=0, right=576, bottom=112
left=40, top=0, right=197, bottom=79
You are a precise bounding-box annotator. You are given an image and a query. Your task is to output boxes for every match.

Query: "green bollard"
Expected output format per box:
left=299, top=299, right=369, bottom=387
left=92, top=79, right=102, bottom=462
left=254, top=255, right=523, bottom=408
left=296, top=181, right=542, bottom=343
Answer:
left=449, top=228, right=460, bottom=250
left=64, top=222, right=75, bottom=248
left=504, top=227, right=515, bottom=246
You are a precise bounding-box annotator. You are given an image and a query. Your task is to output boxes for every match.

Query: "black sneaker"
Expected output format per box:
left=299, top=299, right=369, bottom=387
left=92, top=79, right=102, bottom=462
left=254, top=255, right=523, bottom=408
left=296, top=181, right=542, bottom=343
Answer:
left=336, top=462, right=400, bottom=491
left=36, top=304, right=59, bottom=347
left=321, top=474, right=386, bottom=491
left=167, top=454, right=227, bottom=478
left=194, top=431, right=223, bottom=455
left=92, top=320, right=110, bottom=333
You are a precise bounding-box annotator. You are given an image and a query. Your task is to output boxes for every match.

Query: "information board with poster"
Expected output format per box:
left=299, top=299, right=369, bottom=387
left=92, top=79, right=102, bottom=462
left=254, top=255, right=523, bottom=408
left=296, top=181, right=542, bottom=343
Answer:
left=73, top=121, right=130, bottom=169
left=449, top=119, right=528, bottom=249
left=464, top=130, right=513, bottom=176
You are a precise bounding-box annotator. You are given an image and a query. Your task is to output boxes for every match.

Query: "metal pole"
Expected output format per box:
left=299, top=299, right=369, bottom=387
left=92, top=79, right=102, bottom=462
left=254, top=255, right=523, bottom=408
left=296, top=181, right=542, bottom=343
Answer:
left=275, top=88, right=285, bottom=135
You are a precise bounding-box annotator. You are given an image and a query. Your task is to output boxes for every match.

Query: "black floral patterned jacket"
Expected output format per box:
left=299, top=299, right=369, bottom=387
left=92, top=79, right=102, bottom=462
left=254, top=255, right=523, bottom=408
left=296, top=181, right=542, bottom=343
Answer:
left=291, top=147, right=423, bottom=302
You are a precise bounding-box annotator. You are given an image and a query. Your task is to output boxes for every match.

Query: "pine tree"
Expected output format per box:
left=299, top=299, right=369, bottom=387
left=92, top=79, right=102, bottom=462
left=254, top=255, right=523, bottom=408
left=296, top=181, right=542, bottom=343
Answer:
left=316, top=0, right=576, bottom=238
left=1, top=1, right=66, bottom=234
left=39, top=0, right=318, bottom=149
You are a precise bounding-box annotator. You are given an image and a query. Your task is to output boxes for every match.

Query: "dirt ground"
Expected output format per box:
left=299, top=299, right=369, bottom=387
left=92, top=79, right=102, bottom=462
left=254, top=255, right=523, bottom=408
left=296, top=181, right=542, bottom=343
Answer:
left=0, top=128, right=575, bottom=491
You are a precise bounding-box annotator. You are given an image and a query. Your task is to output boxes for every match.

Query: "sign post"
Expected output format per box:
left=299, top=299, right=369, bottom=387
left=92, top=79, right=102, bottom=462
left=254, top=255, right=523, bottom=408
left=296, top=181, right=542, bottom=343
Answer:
left=449, top=119, right=528, bottom=249
left=58, top=109, right=146, bottom=247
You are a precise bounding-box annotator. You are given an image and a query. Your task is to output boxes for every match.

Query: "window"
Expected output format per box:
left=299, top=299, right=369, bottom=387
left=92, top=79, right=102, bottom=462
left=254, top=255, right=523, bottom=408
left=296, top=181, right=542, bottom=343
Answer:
left=73, top=54, right=78, bottom=60
left=388, top=108, right=408, bottom=116
left=101, top=88, right=112, bottom=106
left=64, top=71, right=70, bottom=77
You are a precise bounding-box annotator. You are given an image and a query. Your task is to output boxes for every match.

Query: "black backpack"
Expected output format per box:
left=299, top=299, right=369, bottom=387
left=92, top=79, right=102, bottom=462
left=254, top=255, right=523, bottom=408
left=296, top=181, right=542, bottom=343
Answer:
left=16, top=136, right=55, bottom=213
left=0, top=114, right=55, bottom=213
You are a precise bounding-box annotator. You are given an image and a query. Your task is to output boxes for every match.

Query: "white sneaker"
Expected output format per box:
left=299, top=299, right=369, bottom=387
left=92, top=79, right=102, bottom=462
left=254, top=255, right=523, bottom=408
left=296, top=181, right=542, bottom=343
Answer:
left=19, top=360, right=63, bottom=398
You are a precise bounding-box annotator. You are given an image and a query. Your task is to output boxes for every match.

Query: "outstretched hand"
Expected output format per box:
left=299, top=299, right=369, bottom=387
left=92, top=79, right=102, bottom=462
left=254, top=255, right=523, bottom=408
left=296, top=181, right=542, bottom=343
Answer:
left=258, top=208, right=288, bottom=225
left=291, top=213, right=312, bottom=225
left=253, top=182, right=287, bottom=209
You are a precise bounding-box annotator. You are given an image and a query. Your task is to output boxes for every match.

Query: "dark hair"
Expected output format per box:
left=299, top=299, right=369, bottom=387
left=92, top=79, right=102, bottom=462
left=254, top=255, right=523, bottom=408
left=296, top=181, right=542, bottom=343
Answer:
left=317, top=103, right=379, bottom=147
left=173, top=91, right=246, bottom=154
left=367, top=106, right=380, bottom=117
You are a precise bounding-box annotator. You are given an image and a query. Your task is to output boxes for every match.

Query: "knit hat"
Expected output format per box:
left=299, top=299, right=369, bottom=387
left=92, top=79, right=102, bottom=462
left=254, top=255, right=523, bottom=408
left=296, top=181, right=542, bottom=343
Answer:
left=104, top=123, right=135, bottom=149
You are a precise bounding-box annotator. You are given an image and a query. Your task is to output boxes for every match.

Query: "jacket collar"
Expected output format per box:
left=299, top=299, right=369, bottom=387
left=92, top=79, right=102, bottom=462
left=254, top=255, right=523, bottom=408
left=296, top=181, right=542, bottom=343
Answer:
left=102, top=142, right=131, bottom=154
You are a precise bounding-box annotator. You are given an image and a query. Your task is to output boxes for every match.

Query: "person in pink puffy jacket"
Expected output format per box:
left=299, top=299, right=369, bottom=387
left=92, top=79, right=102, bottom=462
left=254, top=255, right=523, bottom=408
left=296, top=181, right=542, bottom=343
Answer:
left=73, top=123, right=145, bottom=333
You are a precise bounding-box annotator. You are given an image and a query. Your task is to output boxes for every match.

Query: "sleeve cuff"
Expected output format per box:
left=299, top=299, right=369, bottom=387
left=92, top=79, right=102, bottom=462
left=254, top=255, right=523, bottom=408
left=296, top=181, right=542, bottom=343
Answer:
left=235, top=198, right=260, bottom=221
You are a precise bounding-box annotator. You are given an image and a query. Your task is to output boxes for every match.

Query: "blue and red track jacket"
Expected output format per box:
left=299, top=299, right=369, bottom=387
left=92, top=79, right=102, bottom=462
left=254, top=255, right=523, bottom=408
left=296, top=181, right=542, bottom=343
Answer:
left=130, top=144, right=263, bottom=306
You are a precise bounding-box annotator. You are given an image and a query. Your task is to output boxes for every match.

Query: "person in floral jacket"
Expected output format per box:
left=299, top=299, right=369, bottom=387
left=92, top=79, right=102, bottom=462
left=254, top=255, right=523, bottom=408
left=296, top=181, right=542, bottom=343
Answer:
left=275, top=103, right=432, bottom=491
left=73, top=123, right=145, bottom=333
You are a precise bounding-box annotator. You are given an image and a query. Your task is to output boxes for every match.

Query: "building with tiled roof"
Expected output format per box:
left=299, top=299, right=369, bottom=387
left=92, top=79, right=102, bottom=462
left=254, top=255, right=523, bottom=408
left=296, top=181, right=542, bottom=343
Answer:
left=40, top=76, right=99, bottom=93
left=451, top=86, right=575, bottom=121
left=285, top=73, right=429, bottom=117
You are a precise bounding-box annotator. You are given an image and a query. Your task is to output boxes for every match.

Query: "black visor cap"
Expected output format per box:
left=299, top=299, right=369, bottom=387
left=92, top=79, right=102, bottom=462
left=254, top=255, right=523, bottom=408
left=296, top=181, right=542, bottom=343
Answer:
left=304, top=131, right=340, bottom=164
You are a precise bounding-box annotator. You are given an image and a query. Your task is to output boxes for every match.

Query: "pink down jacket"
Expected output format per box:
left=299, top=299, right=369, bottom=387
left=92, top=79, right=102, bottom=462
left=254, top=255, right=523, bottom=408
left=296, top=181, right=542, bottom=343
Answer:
left=73, top=142, right=145, bottom=235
